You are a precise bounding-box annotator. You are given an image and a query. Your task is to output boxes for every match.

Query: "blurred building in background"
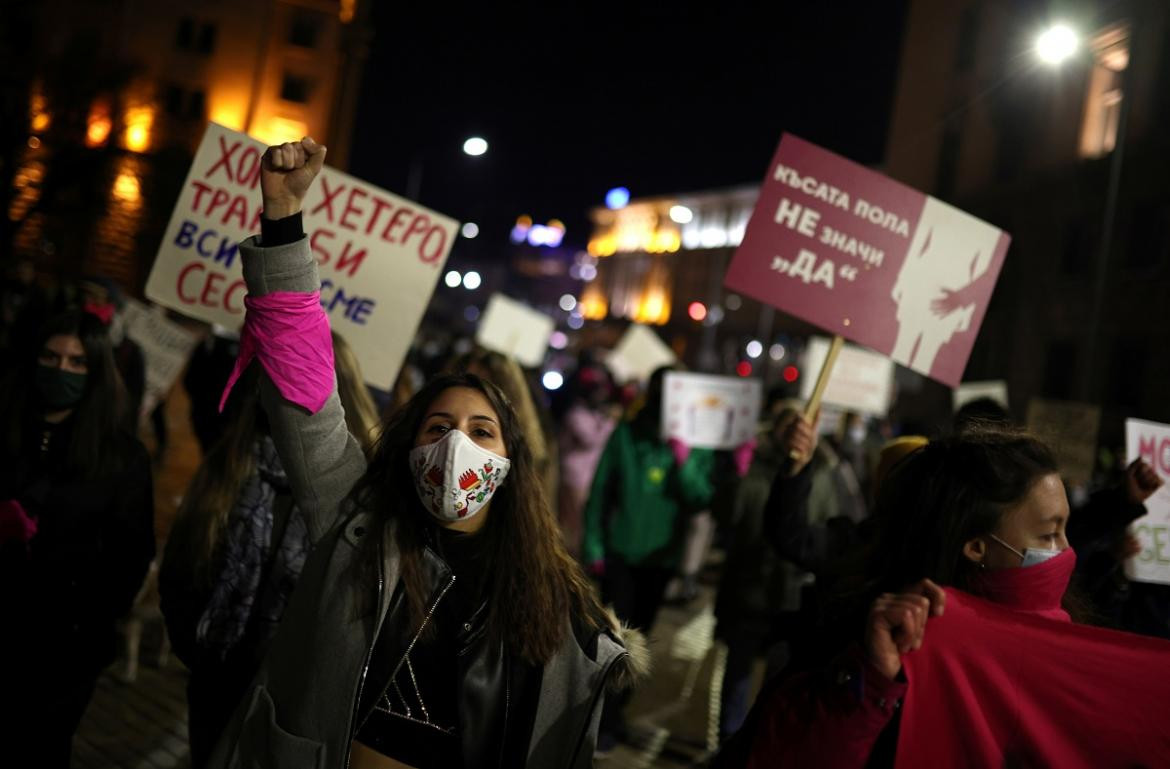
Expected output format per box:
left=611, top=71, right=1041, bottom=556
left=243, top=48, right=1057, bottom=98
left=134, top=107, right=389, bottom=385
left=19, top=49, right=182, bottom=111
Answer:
left=580, top=187, right=816, bottom=387
left=882, top=0, right=1170, bottom=438
left=3, top=0, right=369, bottom=294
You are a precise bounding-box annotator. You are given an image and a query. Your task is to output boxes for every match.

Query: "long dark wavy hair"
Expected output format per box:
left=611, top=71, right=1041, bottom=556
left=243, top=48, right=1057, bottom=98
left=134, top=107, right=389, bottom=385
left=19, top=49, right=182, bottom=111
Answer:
left=0, top=310, right=133, bottom=479
left=349, top=373, right=609, bottom=664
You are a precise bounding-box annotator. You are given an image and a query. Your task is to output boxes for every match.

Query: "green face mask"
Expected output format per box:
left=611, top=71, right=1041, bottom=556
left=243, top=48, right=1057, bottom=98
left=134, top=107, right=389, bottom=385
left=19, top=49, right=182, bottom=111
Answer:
left=35, top=366, right=88, bottom=411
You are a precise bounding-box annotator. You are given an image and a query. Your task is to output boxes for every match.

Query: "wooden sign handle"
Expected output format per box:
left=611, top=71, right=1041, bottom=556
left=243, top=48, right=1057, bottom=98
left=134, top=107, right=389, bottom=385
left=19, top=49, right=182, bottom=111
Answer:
left=789, top=334, right=844, bottom=461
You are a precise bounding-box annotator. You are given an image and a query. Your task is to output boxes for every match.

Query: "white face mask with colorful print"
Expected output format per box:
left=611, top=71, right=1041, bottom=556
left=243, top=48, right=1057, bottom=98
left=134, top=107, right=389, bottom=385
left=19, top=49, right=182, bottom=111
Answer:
left=409, top=429, right=511, bottom=522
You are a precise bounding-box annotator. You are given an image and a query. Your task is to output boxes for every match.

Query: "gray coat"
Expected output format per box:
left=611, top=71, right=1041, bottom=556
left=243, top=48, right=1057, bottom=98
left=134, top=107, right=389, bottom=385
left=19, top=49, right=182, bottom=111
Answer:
left=208, top=236, right=637, bottom=769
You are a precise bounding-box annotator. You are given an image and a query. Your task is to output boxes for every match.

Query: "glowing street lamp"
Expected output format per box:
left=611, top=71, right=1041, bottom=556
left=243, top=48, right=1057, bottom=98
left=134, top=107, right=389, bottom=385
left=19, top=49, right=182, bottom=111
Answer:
left=1035, top=24, right=1078, bottom=66
left=462, top=136, right=488, bottom=156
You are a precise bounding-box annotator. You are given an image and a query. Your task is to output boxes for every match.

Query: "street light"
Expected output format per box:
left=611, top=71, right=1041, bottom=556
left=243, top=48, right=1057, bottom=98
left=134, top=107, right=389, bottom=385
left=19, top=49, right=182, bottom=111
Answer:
left=1034, top=21, right=1129, bottom=400
left=1036, top=23, right=1079, bottom=66
left=462, top=136, right=488, bottom=156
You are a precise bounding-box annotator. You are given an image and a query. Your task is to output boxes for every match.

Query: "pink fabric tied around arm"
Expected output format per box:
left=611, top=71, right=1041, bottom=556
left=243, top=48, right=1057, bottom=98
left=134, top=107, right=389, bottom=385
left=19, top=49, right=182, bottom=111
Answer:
left=219, top=291, right=334, bottom=415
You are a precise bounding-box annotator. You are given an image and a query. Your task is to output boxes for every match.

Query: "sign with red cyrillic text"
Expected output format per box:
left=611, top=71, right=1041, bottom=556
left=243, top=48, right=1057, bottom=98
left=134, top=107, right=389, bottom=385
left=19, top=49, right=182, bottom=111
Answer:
left=144, top=123, right=458, bottom=389
left=725, top=134, right=1010, bottom=387
left=1126, top=418, right=1170, bottom=586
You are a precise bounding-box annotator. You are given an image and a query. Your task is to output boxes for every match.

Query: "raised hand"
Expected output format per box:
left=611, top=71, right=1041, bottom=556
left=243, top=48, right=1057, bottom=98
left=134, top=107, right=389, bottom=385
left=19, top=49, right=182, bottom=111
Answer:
left=260, top=137, right=327, bottom=220
left=1125, top=459, right=1163, bottom=505
left=864, top=578, right=946, bottom=681
left=783, top=412, right=819, bottom=476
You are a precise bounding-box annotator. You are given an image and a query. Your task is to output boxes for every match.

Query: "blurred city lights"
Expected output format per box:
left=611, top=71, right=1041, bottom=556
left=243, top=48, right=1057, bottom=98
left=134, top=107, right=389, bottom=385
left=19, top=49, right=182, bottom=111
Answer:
left=542, top=371, right=565, bottom=390
left=444, top=270, right=462, bottom=288
left=580, top=264, right=598, bottom=281
left=605, top=186, right=630, bottom=210
left=725, top=294, right=742, bottom=311
left=113, top=171, right=141, bottom=204
left=510, top=215, right=565, bottom=247
left=461, top=222, right=479, bottom=239
left=559, top=294, right=577, bottom=312
left=463, top=136, right=488, bottom=156
left=464, top=306, right=481, bottom=322
left=783, top=365, right=800, bottom=383
left=769, top=343, right=786, bottom=361
left=462, top=271, right=482, bottom=290
left=736, top=361, right=753, bottom=378
left=123, top=107, right=154, bottom=153
left=669, top=205, right=694, bottom=224
left=1036, top=24, right=1078, bottom=65
left=688, top=301, right=707, bottom=322
left=549, top=331, right=568, bottom=350
left=567, top=314, right=585, bottom=330
left=746, top=340, right=764, bottom=359
left=704, top=306, right=725, bottom=326
left=27, top=136, right=40, bottom=149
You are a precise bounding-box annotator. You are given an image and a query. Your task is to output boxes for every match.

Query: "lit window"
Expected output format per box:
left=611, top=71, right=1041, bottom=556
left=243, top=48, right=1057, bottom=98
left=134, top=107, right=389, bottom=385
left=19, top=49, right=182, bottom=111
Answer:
left=1079, top=24, right=1128, bottom=159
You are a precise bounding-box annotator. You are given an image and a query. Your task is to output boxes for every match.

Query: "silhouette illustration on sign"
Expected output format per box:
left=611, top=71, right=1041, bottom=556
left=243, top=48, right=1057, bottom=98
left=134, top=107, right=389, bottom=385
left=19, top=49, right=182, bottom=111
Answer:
left=891, top=198, right=1000, bottom=376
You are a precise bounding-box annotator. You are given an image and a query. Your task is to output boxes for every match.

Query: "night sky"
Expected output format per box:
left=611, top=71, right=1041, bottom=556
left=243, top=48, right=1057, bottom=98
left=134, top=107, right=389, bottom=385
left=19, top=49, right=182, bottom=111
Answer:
left=350, top=3, right=909, bottom=255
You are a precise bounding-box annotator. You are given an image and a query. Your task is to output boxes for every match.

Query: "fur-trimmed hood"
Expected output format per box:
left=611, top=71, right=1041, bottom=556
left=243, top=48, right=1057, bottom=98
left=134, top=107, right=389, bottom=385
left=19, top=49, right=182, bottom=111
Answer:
left=604, top=611, right=652, bottom=692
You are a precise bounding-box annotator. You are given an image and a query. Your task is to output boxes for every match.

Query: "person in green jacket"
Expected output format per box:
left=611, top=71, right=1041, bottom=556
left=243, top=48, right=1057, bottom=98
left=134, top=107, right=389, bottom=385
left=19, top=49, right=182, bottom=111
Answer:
left=584, top=365, right=715, bottom=750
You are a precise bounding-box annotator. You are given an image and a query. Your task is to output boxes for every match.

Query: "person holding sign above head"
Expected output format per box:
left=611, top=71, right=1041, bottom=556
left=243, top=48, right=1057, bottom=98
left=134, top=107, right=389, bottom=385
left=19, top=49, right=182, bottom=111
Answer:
left=204, top=138, right=647, bottom=769
left=718, top=426, right=1170, bottom=768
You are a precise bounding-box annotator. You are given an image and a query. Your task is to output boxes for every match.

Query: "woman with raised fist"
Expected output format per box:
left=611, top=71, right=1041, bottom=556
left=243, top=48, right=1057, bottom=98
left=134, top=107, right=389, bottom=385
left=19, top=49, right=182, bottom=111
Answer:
left=205, top=138, right=645, bottom=769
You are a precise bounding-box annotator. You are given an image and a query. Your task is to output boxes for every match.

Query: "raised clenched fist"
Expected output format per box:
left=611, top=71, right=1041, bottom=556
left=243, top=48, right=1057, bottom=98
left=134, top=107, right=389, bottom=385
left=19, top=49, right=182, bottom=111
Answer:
left=864, top=578, right=946, bottom=681
left=260, top=137, right=327, bottom=220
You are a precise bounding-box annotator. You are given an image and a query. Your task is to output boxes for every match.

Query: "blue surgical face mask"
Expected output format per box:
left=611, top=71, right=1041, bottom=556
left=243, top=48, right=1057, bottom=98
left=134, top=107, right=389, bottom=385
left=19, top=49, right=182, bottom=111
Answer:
left=990, top=533, right=1061, bottom=568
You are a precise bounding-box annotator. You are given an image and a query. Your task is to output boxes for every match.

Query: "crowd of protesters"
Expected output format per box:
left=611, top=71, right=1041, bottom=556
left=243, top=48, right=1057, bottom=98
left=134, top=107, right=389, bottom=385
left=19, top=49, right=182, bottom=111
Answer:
left=2, top=136, right=1169, bottom=768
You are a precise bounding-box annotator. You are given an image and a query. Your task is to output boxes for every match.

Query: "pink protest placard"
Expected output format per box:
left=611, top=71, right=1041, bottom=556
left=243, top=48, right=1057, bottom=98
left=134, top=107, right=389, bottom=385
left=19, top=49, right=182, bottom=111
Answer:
left=724, top=134, right=1010, bottom=387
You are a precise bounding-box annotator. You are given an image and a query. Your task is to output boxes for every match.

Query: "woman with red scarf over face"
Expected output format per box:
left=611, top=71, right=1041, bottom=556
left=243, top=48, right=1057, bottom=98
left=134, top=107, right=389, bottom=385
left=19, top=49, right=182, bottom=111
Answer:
left=719, top=426, right=1170, bottom=768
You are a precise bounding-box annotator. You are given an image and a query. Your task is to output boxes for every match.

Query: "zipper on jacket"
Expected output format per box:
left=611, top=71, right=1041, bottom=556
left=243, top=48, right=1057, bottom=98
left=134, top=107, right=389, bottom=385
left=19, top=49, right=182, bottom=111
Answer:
left=344, top=539, right=385, bottom=769
left=344, top=570, right=456, bottom=768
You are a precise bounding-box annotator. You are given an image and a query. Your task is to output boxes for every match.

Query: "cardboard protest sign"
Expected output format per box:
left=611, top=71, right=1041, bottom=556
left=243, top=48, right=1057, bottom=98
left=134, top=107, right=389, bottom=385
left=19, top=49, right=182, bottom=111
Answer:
left=662, top=372, right=762, bottom=450
left=800, top=335, right=894, bottom=416
left=1026, top=398, right=1100, bottom=486
left=145, top=123, right=458, bottom=389
left=121, top=299, right=199, bottom=408
left=954, top=380, right=1009, bottom=412
left=606, top=324, right=676, bottom=383
left=475, top=294, right=555, bottom=368
left=1125, top=419, right=1170, bottom=585
left=725, top=134, right=1010, bottom=388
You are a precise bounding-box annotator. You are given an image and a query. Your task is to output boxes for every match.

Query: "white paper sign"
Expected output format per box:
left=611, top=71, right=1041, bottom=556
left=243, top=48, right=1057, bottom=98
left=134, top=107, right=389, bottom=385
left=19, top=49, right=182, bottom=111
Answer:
left=144, top=123, right=458, bottom=389
left=475, top=294, right=555, bottom=367
left=1125, top=419, right=1170, bottom=585
left=662, top=372, right=763, bottom=450
left=954, top=380, right=1009, bottom=412
left=121, top=299, right=199, bottom=403
left=606, top=324, right=677, bottom=384
left=800, top=336, right=895, bottom=416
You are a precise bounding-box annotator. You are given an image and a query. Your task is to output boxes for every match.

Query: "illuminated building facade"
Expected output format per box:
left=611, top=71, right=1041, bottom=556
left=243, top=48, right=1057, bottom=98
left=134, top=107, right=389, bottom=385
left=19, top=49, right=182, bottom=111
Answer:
left=583, top=186, right=820, bottom=382
left=6, top=0, right=368, bottom=292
